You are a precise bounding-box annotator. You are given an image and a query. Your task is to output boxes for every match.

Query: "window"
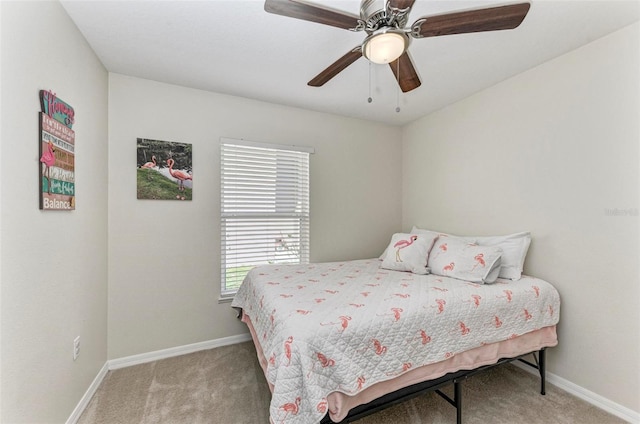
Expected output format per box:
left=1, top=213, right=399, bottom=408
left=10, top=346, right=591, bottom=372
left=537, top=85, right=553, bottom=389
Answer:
left=220, top=139, right=313, bottom=298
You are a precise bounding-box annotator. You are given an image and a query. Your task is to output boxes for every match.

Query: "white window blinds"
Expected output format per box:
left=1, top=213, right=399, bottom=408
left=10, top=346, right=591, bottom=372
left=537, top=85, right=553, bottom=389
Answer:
left=220, top=139, right=312, bottom=297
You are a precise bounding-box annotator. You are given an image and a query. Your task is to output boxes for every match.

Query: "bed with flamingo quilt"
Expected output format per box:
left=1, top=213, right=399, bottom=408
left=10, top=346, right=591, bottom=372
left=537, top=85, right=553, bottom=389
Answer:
left=231, top=231, right=560, bottom=424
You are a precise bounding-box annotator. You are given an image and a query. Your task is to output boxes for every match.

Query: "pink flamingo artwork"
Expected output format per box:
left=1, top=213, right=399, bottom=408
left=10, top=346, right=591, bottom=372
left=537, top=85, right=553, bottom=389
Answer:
left=283, top=336, right=294, bottom=366
left=458, top=321, right=471, bottom=335
left=466, top=294, right=482, bottom=308
left=419, top=330, right=432, bottom=345
left=40, top=141, right=56, bottom=193
left=372, top=339, right=387, bottom=355
left=443, top=262, right=455, bottom=274
left=141, top=155, right=157, bottom=169
left=471, top=253, right=485, bottom=271
left=431, top=242, right=447, bottom=260
left=316, top=352, right=335, bottom=368
left=279, top=397, right=301, bottom=423
left=320, top=315, right=352, bottom=332
left=494, top=315, right=503, bottom=328
left=432, top=298, right=447, bottom=314
left=307, top=352, right=335, bottom=377
left=166, top=158, right=192, bottom=193
left=394, top=235, right=418, bottom=262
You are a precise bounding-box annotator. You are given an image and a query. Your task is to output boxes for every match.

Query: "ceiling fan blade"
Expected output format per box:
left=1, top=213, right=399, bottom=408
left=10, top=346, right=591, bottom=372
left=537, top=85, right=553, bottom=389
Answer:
left=389, top=51, right=421, bottom=93
left=308, top=47, right=363, bottom=87
left=388, top=0, right=416, bottom=10
left=412, top=3, right=530, bottom=38
left=265, top=0, right=360, bottom=30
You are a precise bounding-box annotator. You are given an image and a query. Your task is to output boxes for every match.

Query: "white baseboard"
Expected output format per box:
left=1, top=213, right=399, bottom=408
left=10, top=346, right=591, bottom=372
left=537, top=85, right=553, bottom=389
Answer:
left=66, top=333, right=252, bottom=424
left=70, top=337, right=638, bottom=424
left=66, top=361, right=109, bottom=424
left=513, top=361, right=639, bottom=423
left=108, top=333, right=252, bottom=370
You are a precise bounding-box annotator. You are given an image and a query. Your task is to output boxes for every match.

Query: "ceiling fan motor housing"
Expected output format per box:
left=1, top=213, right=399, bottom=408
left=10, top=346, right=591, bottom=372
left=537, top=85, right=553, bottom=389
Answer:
left=360, top=0, right=409, bottom=32
left=360, top=0, right=386, bottom=31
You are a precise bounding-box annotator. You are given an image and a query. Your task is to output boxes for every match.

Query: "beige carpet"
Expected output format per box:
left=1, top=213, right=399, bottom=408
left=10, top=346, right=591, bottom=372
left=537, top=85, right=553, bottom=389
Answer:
left=78, top=342, right=625, bottom=424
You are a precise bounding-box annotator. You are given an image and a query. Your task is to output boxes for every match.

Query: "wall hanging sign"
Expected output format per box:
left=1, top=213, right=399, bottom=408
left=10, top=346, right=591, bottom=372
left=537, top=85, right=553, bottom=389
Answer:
left=137, top=138, right=193, bottom=201
left=39, top=90, right=75, bottom=210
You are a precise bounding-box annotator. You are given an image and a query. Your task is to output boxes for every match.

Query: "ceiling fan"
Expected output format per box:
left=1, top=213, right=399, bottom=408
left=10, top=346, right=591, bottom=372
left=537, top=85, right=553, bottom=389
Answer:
left=264, top=0, right=531, bottom=92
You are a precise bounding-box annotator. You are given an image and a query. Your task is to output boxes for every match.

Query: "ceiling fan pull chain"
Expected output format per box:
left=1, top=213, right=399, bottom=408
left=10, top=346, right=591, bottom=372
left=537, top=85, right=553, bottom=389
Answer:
left=368, top=61, right=373, bottom=103
left=395, top=59, right=401, bottom=113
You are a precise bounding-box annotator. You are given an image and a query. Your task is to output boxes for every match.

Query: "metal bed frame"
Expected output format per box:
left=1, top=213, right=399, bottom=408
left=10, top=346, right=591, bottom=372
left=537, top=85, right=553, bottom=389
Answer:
left=320, top=348, right=546, bottom=424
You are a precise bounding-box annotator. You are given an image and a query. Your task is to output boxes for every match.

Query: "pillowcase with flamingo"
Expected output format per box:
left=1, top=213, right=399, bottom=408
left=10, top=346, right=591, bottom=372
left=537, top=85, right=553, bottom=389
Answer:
left=381, top=232, right=439, bottom=274
left=428, top=236, right=503, bottom=284
left=413, top=226, right=530, bottom=280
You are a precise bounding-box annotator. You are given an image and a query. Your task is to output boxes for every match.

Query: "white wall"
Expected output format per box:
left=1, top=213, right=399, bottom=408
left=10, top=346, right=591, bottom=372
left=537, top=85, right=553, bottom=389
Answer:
left=0, top=1, right=109, bottom=423
left=402, top=22, right=639, bottom=413
left=107, top=74, right=402, bottom=359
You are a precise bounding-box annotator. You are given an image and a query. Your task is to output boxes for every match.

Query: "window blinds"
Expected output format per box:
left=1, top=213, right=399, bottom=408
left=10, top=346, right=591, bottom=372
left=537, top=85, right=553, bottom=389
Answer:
left=220, top=140, right=311, bottom=297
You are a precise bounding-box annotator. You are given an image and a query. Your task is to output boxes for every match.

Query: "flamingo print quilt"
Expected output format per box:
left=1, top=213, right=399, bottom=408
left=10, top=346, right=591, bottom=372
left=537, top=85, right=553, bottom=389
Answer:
left=231, top=259, right=560, bottom=424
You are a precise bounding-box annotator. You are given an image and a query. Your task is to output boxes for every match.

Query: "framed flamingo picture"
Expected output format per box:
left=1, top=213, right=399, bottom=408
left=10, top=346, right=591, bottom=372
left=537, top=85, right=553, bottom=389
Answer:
left=136, top=138, right=193, bottom=200
left=39, top=90, right=75, bottom=210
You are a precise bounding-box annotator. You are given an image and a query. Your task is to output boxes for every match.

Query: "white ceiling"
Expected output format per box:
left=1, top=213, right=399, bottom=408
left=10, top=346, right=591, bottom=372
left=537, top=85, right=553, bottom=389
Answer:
left=60, top=0, right=640, bottom=126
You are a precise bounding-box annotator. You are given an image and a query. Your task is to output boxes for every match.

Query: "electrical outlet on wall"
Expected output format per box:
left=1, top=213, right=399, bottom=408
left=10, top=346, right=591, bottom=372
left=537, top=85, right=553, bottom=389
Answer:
left=73, top=336, right=80, bottom=361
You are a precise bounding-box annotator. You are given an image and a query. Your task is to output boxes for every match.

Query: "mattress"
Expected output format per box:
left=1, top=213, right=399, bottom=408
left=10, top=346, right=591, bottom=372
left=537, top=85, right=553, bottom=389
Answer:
left=231, top=259, right=561, bottom=424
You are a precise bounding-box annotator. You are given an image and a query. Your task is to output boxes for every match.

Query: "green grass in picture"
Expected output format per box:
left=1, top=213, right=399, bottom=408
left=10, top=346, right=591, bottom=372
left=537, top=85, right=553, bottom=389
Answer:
left=225, top=265, right=255, bottom=290
left=137, top=168, right=192, bottom=200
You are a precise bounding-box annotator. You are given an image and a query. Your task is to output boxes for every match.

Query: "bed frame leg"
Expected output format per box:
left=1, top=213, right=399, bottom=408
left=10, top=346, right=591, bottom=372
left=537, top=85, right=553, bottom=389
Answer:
left=539, top=348, right=546, bottom=395
left=455, top=380, right=462, bottom=424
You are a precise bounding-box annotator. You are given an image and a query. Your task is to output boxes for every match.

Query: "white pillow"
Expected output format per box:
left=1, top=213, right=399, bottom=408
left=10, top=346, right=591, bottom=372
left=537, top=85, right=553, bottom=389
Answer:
left=413, top=226, right=530, bottom=280
left=428, top=236, right=503, bottom=284
left=381, top=232, right=438, bottom=275
left=473, top=233, right=531, bottom=280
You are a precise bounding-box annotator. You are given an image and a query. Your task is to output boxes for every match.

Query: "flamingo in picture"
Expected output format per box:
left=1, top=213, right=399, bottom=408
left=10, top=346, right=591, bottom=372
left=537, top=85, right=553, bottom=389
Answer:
left=141, top=155, right=157, bottom=169
left=166, top=158, right=192, bottom=195
left=394, top=235, right=418, bottom=262
left=40, top=141, right=56, bottom=193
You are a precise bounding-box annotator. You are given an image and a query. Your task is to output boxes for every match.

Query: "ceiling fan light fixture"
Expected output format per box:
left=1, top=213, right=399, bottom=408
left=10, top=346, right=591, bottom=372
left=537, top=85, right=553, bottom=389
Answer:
left=362, top=28, right=408, bottom=64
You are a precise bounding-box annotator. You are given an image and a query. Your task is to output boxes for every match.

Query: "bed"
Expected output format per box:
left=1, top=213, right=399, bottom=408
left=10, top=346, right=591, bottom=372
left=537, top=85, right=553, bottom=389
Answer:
left=230, top=232, right=560, bottom=424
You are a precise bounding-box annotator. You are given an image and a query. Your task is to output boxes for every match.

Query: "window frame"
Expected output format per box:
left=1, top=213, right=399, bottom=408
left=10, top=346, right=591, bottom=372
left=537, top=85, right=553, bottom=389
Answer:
left=219, top=138, right=313, bottom=300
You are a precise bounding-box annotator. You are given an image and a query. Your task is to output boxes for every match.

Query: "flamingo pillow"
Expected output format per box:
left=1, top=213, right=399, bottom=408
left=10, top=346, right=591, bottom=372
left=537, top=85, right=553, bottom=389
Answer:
left=413, top=226, right=530, bottom=280
left=428, top=236, right=503, bottom=284
left=381, top=233, right=439, bottom=274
